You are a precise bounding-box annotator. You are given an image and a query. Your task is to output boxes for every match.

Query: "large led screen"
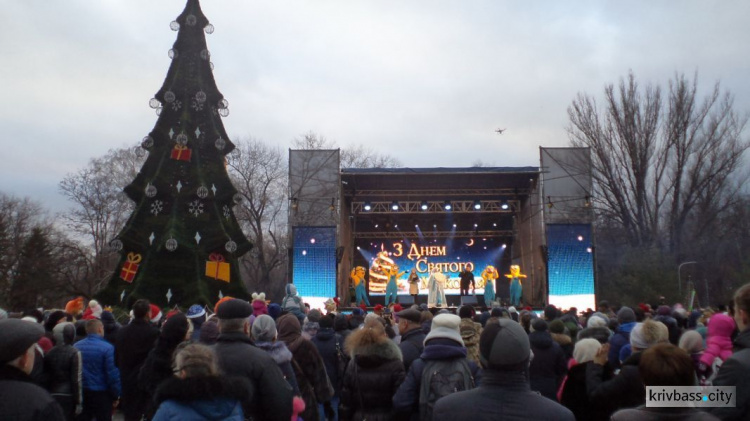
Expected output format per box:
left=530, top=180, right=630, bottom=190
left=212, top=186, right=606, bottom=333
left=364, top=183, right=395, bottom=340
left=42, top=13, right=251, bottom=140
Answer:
left=354, top=237, right=507, bottom=295
left=292, top=226, right=336, bottom=298
left=546, top=224, right=595, bottom=310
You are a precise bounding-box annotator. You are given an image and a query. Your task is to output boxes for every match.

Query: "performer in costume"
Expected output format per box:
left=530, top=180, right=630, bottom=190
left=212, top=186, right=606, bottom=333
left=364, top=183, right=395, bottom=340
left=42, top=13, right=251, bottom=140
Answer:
left=459, top=268, right=475, bottom=296
left=427, top=267, right=447, bottom=308
left=384, top=265, right=405, bottom=306
left=482, top=266, right=499, bottom=306
left=505, top=265, right=527, bottom=307
left=407, top=268, right=420, bottom=301
left=351, top=266, right=370, bottom=306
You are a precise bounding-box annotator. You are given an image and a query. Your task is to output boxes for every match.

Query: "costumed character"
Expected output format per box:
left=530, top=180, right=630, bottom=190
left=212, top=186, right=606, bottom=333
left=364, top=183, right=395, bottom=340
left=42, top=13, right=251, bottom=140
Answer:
left=249, top=292, right=267, bottom=326
left=427, top=267, right=448, bottom=308
left=482, top=266, right=499, bottom=305
left=505, top=264, right=527, bottom=307
left=459, top=268, right=475, bottom=296
left=384, top=265, right=405, bottom=306
left=281, top=283, right=306, bottom=322
left=351, top=266, right=370, bottom=306
left=82, top=299, right=103, bottom=320
left=65, top=297, right=85, bottom=318
left=407, top=268, right=420, bottom=300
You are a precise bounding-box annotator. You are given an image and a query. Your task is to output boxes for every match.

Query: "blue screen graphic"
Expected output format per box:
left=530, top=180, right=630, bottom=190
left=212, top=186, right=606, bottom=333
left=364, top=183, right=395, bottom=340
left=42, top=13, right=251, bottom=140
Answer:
left=292, top=227, right=337, bottom=298
left=547, top=224, right=594, bottom=296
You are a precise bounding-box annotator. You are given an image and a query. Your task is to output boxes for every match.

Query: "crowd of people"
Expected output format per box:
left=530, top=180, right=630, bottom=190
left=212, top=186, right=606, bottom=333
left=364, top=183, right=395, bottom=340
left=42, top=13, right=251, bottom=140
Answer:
left=2, top=282, right=750, bottom=420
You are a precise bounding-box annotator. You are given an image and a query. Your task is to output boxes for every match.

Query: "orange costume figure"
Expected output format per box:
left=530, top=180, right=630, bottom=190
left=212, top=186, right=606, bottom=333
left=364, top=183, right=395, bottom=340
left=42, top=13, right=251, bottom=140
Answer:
left=505, top=265, right=527, bottom=307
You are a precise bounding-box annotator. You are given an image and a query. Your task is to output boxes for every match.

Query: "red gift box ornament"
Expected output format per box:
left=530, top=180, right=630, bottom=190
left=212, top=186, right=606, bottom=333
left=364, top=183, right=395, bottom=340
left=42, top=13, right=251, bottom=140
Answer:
left=170, top=144, right=192, bottom=162
left=120, top=252, right=142, bottom=283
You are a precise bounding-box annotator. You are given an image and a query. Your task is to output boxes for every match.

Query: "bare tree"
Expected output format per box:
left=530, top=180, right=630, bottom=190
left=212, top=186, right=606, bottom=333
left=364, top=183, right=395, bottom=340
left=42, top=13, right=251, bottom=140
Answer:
left=292, top=131, right=402, bottom=168
left=228, top=138, right=288, bottom=298
left=568, top=71, right=749, bottom=257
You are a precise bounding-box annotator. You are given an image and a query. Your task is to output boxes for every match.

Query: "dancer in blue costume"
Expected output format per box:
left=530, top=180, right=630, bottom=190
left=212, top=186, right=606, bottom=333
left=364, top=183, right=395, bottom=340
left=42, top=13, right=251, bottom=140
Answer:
left=384, top=265, right=405, bottom=306
left=505, top=265, right=527, bottom=307
left=481, top=266, right=498, bottom=306
left=351, top=266, right=370, bottom=306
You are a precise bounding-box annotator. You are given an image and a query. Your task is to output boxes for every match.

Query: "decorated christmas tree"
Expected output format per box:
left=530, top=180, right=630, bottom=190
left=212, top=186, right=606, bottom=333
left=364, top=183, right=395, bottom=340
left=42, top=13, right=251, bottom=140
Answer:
left=97, top=0, right=251, bottom=308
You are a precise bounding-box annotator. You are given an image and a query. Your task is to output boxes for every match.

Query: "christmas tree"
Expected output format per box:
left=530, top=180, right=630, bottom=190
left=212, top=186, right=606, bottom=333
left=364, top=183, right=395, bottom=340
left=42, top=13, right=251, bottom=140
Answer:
left=97, top=0, right=252, bottom=308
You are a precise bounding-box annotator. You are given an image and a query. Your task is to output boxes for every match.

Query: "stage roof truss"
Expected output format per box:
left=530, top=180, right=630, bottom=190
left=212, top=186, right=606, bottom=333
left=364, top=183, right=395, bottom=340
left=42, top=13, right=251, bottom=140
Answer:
left=354, top=230, right=513, bottom=239
left=351, top=200, right=519, bottom=215
left=349, top=188, right=529, bottom=198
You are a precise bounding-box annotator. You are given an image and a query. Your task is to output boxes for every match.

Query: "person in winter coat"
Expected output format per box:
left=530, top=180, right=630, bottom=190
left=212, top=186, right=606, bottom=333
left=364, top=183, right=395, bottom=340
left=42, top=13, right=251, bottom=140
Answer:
left=432, top=319, right=574, bottom=421
left=282, top=284, right=306, bottom=322
left=116, top=299, right=160, bottom=421
left=138, top=313, right=190, bottom=416
left=74, top=319, right=121, bottom=421
left=277, top=312, right=334, bottom=421
left=251, top=314, right=300, bottom=395
left=528, top=318, right=567, bottom=400
left=339, top=318, right=405, bottom=421
left=397, top=309, right=426, bottom=372
left=549, top=319, right=574, bottom=361
left=458, top=306, right=483, bottom=366
left=679, top=330, right=708, bottom=381
left=708, top=283, right=750, bottom=419
left=560, top=338, right=612, bottom=421
left=0, top=319, right=66, bottom=421
left=100, top=311, right=120, bottom=346
left=654, top=305, right=681, bottom=345
left=611, top=343, right=719, bottom=421
left=311, top=314, right=345, bottom=420
left=576, top=313, right=612, bottom=345
left=393, top=313, right=482, bottom=421
left=186, top=304, right=208, bottom=342
left=44, top=322, right=82, bottom=421
left=152, top=343, right=250, bottom=421
left=213, top=299, right=294, bottom=421
left=334, top=313, right=352, bottom=343
left=586, top=319, right=669, bottom=418
left=608, top=307, right=636, bottom=369
left=699, top=313, right=736, bottom=370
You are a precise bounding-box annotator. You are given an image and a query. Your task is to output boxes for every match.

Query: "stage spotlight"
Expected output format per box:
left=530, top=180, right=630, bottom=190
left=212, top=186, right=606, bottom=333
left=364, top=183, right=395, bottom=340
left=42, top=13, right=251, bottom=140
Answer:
left=433, top=224, right=437, bottom=228
left=374, top=223, right=379, bottom=228
left=452, top=223, right=457, bottom=228
left=493, top=222, right=497, bottom=227
left=578, top=235, right=584, bottom=241
left=363, top=202, right=372, bottom=211
left=302, top=250, right=307, bottom=256
left=473, top=200, right=481, bottom=210
left=421, top=201, right=429, bottom=211
left=502, top=244, right=507, bottom=249
left=310, top=238, right=316, bottom=244
left=394, top=224, right=399, bottom=228
left=501, top=201, right=510, bottom=210
left=391, top=202, right=399, bottom=211
left=356, top=246, right=361, bottom=250
left=415, top=224, right=419, bottom=228
left=587, top=247, right=592, bottom=253
left=474, top=223, right=478, bottom=228
left=444, top=201, right=452, bottom=211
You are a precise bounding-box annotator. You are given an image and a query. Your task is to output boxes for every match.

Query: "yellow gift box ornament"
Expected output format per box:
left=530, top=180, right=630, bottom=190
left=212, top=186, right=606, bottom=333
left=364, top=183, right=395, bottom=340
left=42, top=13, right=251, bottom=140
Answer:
left=205, top=253, right=230, bottom=282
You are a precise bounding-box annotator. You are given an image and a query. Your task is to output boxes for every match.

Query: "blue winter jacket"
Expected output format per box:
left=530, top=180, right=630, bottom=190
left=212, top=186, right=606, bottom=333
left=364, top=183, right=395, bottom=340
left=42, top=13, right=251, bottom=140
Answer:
left=608, top=322, right=635, bottom=369
left=74, top=333, right=121, bottom=396
left=152, top=398, right=243, bottom=421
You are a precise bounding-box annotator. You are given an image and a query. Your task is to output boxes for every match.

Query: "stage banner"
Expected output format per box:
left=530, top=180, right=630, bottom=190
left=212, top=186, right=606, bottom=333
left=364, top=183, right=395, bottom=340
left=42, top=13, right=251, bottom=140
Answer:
left=546, top=224, right=595, bottom=310
left=355, top=237, right=507, bottom=296
left=292, top=226, right=337, bottom=298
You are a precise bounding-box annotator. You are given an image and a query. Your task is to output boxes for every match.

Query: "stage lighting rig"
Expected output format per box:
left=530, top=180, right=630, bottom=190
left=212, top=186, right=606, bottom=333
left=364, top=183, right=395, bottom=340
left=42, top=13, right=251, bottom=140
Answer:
left=444, top=201, right=452, bottom=211
left=473, top=200, right=482, bottom=210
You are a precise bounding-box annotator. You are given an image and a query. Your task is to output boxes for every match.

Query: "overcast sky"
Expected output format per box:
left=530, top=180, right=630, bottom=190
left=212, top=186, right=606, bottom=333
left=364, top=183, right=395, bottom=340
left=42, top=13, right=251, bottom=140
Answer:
left=2, top=1, right=749, bottom=213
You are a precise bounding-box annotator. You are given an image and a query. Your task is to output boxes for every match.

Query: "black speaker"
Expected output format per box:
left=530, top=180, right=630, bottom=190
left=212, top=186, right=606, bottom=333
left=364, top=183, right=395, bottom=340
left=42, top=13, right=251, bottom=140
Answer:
left=397, top=295, right=414, bottom=305
left=460, top=295, right=478, bottom=306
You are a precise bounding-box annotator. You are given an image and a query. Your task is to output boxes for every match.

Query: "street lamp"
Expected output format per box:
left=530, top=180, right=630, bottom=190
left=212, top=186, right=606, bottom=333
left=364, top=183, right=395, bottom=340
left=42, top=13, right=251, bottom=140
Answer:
left=678, top=261, right=697, bottom=298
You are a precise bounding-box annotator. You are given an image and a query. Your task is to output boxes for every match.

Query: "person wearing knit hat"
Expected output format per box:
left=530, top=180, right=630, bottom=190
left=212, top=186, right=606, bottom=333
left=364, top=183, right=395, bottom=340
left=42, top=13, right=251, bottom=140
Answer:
left=432, top=319, right=574, bottom=420
left=0, top=319, right=66, bottom=420
left=587, top=319, right=670, bottom=417
left=251, top=315, right=301, bottom=395
left=608, top=306, right=637, bottom=370
left=393, top=314, right=482, bottom=420
left=560, top=338, right=610, bottom=421
left=198, top=318, right=220, bottom=345
left=549, top=319, right=574, bottom=360
left=267, top=303, right=282, bottom=320
left=186, top=304, right=207, bottom=342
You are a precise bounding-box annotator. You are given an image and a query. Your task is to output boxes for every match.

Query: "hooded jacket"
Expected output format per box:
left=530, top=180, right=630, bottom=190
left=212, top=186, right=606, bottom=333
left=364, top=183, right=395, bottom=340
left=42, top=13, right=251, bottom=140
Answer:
left=707, top=328, right=750, bottom=420
left=255, top=341, right=300, bottom=395
left=700, top=313, right=735, bottom=367
left=311, top=327, right=345, bottom=396
left=340, top=335, right=405, bottom=421
left=152, top=375, right=251, bottom=421
left=608, top=321, right=636, bottom=369
left=528, top=330, right=568, bottom=400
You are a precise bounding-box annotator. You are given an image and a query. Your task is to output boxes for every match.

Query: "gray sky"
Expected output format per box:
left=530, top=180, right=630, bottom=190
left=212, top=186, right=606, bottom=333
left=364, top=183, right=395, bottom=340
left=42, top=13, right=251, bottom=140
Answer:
left=2, top=1, right=749, bottom=213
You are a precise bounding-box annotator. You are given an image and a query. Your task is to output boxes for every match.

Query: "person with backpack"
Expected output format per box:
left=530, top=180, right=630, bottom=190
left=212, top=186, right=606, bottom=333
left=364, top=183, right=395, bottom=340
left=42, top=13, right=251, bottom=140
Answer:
left=432, top=319, right=574, bottom=421
left=282, top=284, right=306, bottom=323
left=311, top=314, right=347, bottom=421
left=392, top=313, right=481, bottom=421
left=339, top=317, right=405, bottom=421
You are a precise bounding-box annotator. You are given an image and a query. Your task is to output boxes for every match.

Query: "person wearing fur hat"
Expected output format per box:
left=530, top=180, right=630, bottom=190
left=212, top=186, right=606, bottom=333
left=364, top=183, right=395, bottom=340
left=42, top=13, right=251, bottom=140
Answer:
left=277, top=313, right=334, bottom=421
left=528, top=318, right=567, bottom=400
left=44, top=322, right=82, bottom=420
left=213, top=299, right=294, bottom=421
left=339, top=318, right=405, bottom=421
left=549, top=319, right=574, bottom=360
left=587, top=319, right=669, bottom=418
left=303, top=309, right=322, bottom=340
left=577, top=313, right=612, bottom=345
left=393, top=313, right=482, bottom=421
left=433, top=319, right=574, bottom=421
left=458, top=306, right=483, bottom=366
left=251, top=315, right=300, bottom=395
left=151, top=343, right=251, bottom=421
left=607, top=306, right=636, bottom=370
left=0, top=318, right=65, bottom=421
left=560, top=338, right=613, bottom=421
left=115, top=299, right=160, bottom=421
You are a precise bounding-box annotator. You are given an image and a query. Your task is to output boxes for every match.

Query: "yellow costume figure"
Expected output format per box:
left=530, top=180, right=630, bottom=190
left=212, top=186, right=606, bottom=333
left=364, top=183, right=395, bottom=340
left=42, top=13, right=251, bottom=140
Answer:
left=482, top=266, right=499, bottom=305
left=385, top=265, right=405, bottom=306
left=505, top=265, right=527, bottom=307
left=351, top=266, right=370, bottom=306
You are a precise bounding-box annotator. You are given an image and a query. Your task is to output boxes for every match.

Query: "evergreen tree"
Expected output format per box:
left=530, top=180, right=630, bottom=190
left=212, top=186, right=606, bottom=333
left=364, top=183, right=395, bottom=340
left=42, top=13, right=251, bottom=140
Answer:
left=11, top=227, right=53, bottom=310
left=98, top=0, right=251, bottom=308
